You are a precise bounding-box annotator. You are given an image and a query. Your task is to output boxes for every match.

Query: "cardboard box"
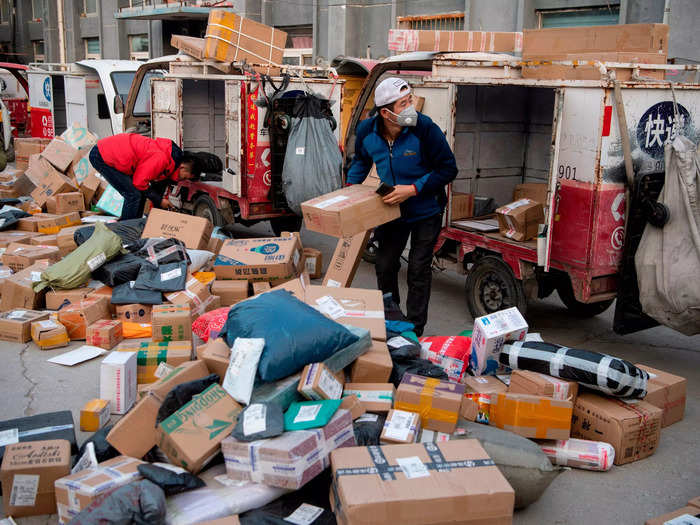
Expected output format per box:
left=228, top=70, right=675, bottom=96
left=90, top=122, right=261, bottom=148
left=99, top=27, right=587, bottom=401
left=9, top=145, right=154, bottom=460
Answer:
left=636, top=364, right=686, bottom=427
left=513, top=183, right=548, bottom=205
left=214, top=236, right=302, bottom=283
left=171, top=34, right=206, bottom=59
left=56, top=226, right=83, bottom=257
left=199, top=337, right=231, bottom=379
left=339, top=394, right=366, bottom=420
left=2, top=243, right=60, bottom=272
left=80, top=399, right=110, bottom=432
left=222, top=409, right=354, bottom=489
left=54, top=456, right=143, bottom=524
left=27, top=157, right=78, bottom=206
left=470, top=306, right=528, bottom=375
left=330, top=439, right=514, bottom=525
left=0, top=309, right=50, bottom=343
left=115, top=303, right=152, bottom=323
left=0, top=261, right=49, bottom=311
left=0, top=231, right=40, bottom=248
left=572, top=392, right=662, bottom=465
left=688, top=496, right=700, bottom=509
left=203, top=10, right=287, bottom=75
left=31, top=319, right=69, bottom=349
left=523, top=24, right=669, bottom=57
left=388, top=28, right=523, bottom=53
left=165, top=275, right=212, bottom=310
left=380, top=409, right=421, bottom=445
left=0, top=411, right=77, bottom=464
left=349, top=340, right=392, bottom=383
left=343, top=383, right=395, bottom=413
left=40, top=138, right=81, bottom=172
left=450, top=191, right=474, bottom=221
left=495, top=198, right=544, bottom=242
left=303, top=247, right=323, bottom=279
left=461, top=375, right=508, bottom=423
left=35, top=212, right=83, bottom=234
left=57, top=296, right=111, bottom=340
left=15, top=137, right=51, bottom=171
left=141, top=209, right=213, bottom=250
left=86, top=319, right=123, bottom=350
left=395, top=374, right=464, bottom=434
left=508, top=370, right=578, bottom=403
left=100, top=351, right=137, bottom=415
left=302, top=185, right=401, bottom=238
left=30, top=233, right=59, bottom=246
left=252, top=281, right=271, bottom=295
left=16, top=213, right=58, bottom=232
left=45, top=287, right=94, bottom=310
left=46, top=192, right=86, bottom=214
left=152, top=304, right=192, bottom=342
left=211, top=279, right=248, bottom=306
left=106, top=361, right=209, bottom=458
left=117, top=343, right=193, bottom=384
left=521, top=52, right=666, bottom=81
left=298, top=362, right=344, bottom=400
left=490, top=392, right=572, bottom=440
left=67, top=149, right=98, bottom=186
left=79, top=172, right=101, bottom=206
left=644, top=506, right=700, bottom=525
left=1, top=439, right=71, bottom=518
left=322, top=231, right=371, bottom=288
left=157, top=383, right=241, bottom=473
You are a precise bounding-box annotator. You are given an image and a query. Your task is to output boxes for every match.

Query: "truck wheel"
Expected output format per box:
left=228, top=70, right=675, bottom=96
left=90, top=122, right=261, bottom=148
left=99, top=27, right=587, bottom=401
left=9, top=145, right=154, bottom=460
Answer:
left=270, top=215, right=302, bottom=236
left=362, top=230, right=377, bottom=264
left=465, top=255, right=527, bottom=318
left=193, top=195, right=224, bottom=227
left=556, top=277, right=614, bottom=318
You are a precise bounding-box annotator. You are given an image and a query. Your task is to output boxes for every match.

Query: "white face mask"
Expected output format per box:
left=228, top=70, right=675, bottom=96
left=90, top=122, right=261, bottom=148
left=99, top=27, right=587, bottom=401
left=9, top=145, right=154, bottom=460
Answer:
left=385, top=106, right=418, bottom=127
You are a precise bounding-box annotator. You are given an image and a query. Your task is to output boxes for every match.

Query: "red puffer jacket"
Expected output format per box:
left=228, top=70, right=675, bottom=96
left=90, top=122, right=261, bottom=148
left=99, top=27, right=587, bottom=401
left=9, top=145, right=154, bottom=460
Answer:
left=97, top=133, right=180, bottom=191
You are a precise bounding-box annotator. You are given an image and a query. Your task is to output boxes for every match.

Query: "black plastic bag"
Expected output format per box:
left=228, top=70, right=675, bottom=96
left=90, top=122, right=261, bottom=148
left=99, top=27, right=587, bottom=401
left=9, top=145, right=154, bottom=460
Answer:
left=69, top=479, right=166, bottom=525
left=0, top=208, right=29, bottom=231
left=390, top=358, right=448, bottom=387
left=352, top=413, right=386, bottom=446
left=231, top=403, right=284, bottom=442
left=137, top=464, right=204, bottom=496
left=133, top=261, right=187, bottom=292
left=111, top=282, right=163, bottom=305
left=78, top=425, right=120, bottom=464
left=92, top=252, right=146, bottom=287
left=386, top=335, right=421, bottom=361
left=156, top=374, right=220, bottom=425
left=136, top=238, right=190, bottom=266
left=74, top=218, right=147, bottom=251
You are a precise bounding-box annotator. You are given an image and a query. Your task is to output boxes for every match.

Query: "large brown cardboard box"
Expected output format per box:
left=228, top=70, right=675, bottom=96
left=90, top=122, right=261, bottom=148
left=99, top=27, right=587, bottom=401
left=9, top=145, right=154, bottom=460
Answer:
left=15, top=137, right=51, bottom=171
left=0, top=439, right=71, bottom=517
left=388, top=28, right=523, bottom=54
left=350, top=340, right=392, bottom=383
left=212, top=279, right=249, bottom=306
left=0, top=310, right=50, bottom=343
left=572, top=392, right=662, bottom=465
left=30, top=234, right=59, bottom=247
left=105, top=393, right=161, bottom=459
left=152, top=304, right=192, bottom=342
left=495, top=198, right=544, bottom=241
left=508, top=369, right=578, bottom=403
left=171, top=34, right=206, bottom=59
left=645, top=506, right=700, bottom=525
left=636, top=364, right=686, bottom=427
left=343, top=383, right=395, bottom=413
left=330, top=439, right=514, bottom=525
left=305, top=285, right=386, bottom=341
left=141, top=208, right=213, bottom=250
left=0, top=261, right=49, bottom=311
left=157, top=383, right=241, bottom=473
left=301, top=185, right=401, bottom=238
left=322, top=231, right=371, bottom=288
left=57, top=296, right=111, bottom=340
left=46, top=192, right=86, bottom=214
left=214, top=236, right=303, bottom=283
left=513, top=183, right=548, bottom=205
left=395, top=374, right=464, bottom=434
left=40, top=138, right=81, bottom=172
left=490, top=392, right=573, bottom=440
left=26, top=158, right=78, bottom=206
left=2, top=243, right=60, bottom=272
left=450, top=192, right=474, bottom=221
left=46, top=287, right=95, bottom=310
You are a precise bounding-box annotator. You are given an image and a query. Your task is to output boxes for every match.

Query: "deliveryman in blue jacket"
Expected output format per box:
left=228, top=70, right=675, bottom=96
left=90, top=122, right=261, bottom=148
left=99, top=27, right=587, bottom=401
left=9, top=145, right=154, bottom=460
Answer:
left=346, top=77, right=458, bottom=336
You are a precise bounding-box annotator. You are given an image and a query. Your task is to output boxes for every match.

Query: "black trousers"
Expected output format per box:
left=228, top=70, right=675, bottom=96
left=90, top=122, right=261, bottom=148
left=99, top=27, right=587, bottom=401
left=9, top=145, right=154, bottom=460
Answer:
left=374, top=213, right=442, bottom=336
left=89, top=146, right=145, bottom=220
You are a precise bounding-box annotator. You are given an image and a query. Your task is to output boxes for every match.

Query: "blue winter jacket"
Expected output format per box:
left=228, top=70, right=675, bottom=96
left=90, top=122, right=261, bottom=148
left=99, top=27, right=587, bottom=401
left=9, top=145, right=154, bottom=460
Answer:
left=346, top=112, right=458, bottom=222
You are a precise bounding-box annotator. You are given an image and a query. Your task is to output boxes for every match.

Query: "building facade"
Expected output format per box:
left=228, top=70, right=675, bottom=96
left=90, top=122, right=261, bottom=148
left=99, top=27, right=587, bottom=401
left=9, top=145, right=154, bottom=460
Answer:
left=0, top=0, right=696, bottom=65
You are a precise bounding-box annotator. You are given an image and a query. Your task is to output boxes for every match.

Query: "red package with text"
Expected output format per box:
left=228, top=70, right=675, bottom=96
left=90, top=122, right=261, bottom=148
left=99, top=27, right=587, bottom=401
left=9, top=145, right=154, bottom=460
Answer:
left=418, top=335, right=472, bottom=383
left=192, top=307, right=229, bottom=342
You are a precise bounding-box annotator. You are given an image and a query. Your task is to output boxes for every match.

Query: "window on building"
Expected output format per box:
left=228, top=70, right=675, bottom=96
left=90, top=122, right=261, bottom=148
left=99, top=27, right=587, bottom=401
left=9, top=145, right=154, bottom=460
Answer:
left=396, top=12, right=464, bottom=31
left=84, top=0, right=97, bottom=15
left=283, top=48, right=313, bottom=67
left=32, top=0, right=47, bottom=21
left=85, top=37, right=100, bottom=59
left=129, top=34, right=149, bottom=60
left=0, top=0, right=10, bottom=24
left=33, top=40, right=45, bottom=63
left=537, top=6, right=620, bottom=28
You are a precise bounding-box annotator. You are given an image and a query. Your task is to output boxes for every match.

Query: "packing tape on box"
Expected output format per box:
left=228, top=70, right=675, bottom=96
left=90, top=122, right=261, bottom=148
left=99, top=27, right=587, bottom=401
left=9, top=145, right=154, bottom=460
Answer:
left=490, top=396, right=571, bottom=439
left=206, top=22, right=284, bottom=65
left=613, top=399, right=656, bottom=461
left=395, top=378, right=458, bottom=426
left=146, top=244, right=179, bottom=264
left=36, top=332, right=69, bottom=349
left=18, top=423, right=74, bottom=439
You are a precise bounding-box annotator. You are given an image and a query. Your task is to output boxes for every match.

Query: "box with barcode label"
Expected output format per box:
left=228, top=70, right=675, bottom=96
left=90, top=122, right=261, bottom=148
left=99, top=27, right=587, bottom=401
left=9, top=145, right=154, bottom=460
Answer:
left=343, top=383, right=395, bottom=413
left=329, top=439, right=514, bottom=524
left=1, top=439, right=71, bottom=518
left=380, top=409, right=421, bottom=445
left=298, top=363, right=344, bottom=401
left=302, top=247, right=323, bottom=279
left=31, top=318, right=69, bottom=349
left=0, top=309, right=50, bottom=343
left=470, top=307, right=528, bottom=375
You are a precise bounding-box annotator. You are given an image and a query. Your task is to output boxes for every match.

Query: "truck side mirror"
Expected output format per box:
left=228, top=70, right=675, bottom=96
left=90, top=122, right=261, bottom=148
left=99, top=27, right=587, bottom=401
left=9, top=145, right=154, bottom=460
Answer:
left=113, top=94, right=124, bottom=114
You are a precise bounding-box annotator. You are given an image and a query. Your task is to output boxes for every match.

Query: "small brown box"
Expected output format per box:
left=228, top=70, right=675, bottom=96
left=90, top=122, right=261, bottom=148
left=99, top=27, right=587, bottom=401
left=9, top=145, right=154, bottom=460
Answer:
left=0, top=309, right=50, bottom=343
left=450, top=192, right=474, bottom=221
left=298, top=362, right=344, bottom=400
left=141, top=208, right=213, bottom=250
left=495, top=198, right=545, bottom=242
left=302, top=247, right=323, bottom=279
left=30, top=319, right=69, bottom=349
left=349, top=340, right=392, bottom=383
left=46, top=287, right=95, bottom=312
left=46, top=191, right=86, bottom=214
left=339, top=394, right=366, bottom=420
left=151, top=304, right=192, bottom=342
left=394, top=374, right=464, bottom=434
left=86, top=319, right=124, bottom=350
left=380, top=409, right=421, bottom=445
left=115, top=303, right=152, bottom=323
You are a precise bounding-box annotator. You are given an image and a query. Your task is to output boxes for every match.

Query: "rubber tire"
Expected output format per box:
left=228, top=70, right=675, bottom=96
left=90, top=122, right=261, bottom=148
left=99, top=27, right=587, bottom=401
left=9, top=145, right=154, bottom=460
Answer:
left=556, top=277, right=614, bottom=318
left=362, top=230, right=377, bottom=264
left=465, top=255, right=527, bottom=318
left=270, top=215, right=302, bottom=236
left=193, top=194, right=224, bottom=228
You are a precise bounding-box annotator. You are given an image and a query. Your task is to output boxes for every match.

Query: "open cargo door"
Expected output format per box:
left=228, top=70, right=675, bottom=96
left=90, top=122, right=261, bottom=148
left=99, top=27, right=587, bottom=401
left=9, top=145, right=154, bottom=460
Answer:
left=543, top=88, right=565, bottom=271
left=224, top=79, right=242, bottom=196
left=64, top=75, right=88, bottom=130
left=150, top=78, right=182, bottom=144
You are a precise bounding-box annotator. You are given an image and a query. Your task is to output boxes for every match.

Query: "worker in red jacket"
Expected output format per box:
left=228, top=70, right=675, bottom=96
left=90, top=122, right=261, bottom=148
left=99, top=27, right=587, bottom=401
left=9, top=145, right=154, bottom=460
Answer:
left=88, top=133, right=200, bottom=220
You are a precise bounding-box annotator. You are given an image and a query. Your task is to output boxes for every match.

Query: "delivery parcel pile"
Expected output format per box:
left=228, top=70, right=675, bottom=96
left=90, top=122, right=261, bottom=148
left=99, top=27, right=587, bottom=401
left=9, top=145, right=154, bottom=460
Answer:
left=0, top=138, right=692, bottom=524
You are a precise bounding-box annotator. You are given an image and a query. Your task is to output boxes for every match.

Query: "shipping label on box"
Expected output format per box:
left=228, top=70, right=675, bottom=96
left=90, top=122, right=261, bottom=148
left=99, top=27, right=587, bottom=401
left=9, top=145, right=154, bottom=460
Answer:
left=214, top=236, right=302, bottom=283
left=151, top=304, right=192, bottom=342
left=141, top=209, right=213, bottom=250
left=0, top=309, right=50, bottom=343
left=343, top=383, right=395, bottom=413
left=380, top=409, right=421, bottom=445
left=490, top=392, right=572, bottom=440
left=469, top=307, right=528, bottom=375
left=298, top=363, right=344, bottom=401
left=100, top=351, right=137, bottom=415
left=395, top=374, right=464, bottom=434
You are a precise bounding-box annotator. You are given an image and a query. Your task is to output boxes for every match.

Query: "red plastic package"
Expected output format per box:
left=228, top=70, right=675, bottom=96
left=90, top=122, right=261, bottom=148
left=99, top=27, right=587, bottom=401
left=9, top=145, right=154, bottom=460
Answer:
left=192, top=307, right=229, bottom=342
left=418, top=335, right=472, bottom=382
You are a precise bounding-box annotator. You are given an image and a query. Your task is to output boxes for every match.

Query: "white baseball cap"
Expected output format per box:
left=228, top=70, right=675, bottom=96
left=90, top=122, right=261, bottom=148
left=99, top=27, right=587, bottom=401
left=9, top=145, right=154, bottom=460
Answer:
left=374, top=77, right=410, bottom=107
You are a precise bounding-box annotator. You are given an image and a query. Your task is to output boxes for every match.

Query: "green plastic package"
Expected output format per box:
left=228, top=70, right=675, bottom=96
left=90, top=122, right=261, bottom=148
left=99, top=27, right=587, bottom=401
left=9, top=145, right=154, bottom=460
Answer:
left=33, top=221, right=126, bottom=292
left=283, top=399, right=341, bottom=431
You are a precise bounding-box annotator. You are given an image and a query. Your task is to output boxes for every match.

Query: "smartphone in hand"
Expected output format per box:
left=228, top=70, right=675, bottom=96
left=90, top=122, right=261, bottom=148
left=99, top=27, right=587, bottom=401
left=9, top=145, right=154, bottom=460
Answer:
left=375, top=182, right=395, bottom=197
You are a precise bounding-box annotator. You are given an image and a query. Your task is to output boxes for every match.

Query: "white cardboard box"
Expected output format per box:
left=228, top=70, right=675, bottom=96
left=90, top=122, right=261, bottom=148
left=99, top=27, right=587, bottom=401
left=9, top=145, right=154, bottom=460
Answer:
left=469, top=307, right=528, bottom=375
left=99, top=351, right=137, bottom=415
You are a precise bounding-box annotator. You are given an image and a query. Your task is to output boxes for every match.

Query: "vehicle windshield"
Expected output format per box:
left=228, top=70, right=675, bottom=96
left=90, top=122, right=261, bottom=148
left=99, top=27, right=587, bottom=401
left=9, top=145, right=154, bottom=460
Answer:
left=132, top=70, right=164, bottom=117
left=110, top=71, right=136, bottom=105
